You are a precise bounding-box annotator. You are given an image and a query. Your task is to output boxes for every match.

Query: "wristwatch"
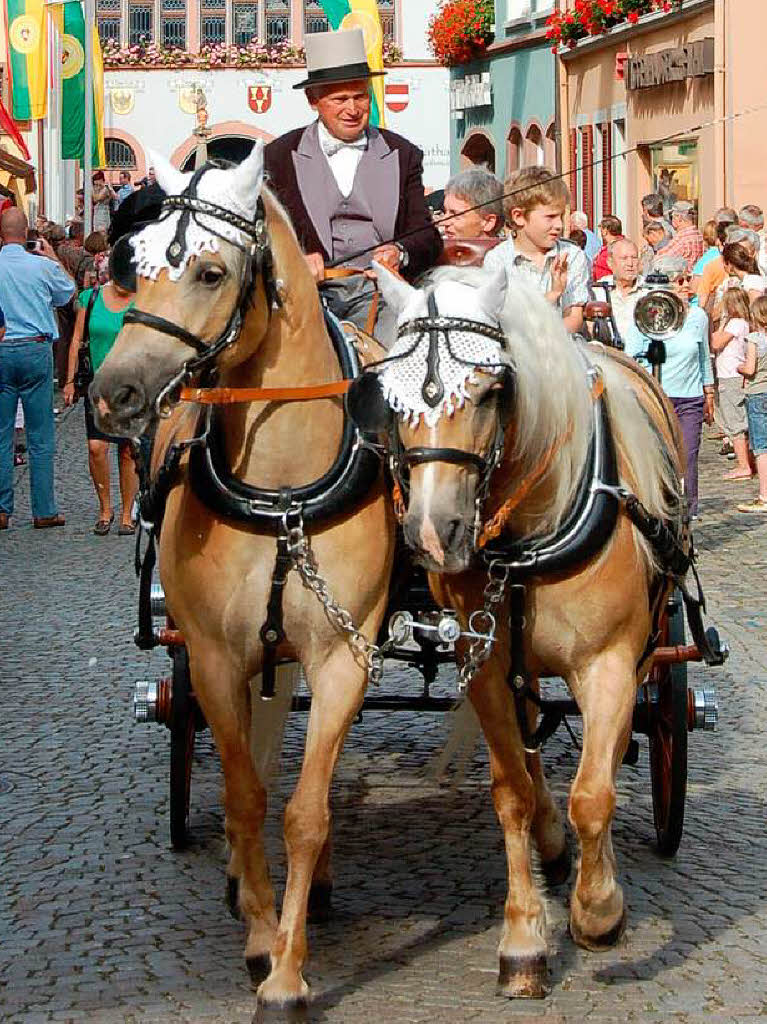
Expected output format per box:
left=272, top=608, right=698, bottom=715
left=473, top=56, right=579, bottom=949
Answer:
left=395, top=242, right=409, bottom=268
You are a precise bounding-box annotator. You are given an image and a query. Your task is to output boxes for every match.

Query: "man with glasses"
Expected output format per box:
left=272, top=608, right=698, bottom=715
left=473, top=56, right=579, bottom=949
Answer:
left=264, top=29, right=440, bottom=343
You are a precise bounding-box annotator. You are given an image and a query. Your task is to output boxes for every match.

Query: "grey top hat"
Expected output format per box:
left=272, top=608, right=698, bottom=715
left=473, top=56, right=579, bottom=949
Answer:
left=293, top=28, right=386, bottom=90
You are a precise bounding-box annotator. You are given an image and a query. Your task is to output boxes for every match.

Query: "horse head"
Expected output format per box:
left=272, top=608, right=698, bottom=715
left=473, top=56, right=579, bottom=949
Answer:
left=348, top=264, right=513, bottom=573
left=91, top=143, right=274, bottom=437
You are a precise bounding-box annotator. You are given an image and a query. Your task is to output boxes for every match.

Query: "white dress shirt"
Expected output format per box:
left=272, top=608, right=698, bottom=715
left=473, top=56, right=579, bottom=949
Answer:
left=318, top=121, right=367, bottom=199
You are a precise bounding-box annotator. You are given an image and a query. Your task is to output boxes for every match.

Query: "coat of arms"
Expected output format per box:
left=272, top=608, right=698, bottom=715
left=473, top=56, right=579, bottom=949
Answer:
left=248, top=85, right=272, bottom=115
left=110, top=88, right=135, bottom=116
left=385, top=83, right=409, bottom=114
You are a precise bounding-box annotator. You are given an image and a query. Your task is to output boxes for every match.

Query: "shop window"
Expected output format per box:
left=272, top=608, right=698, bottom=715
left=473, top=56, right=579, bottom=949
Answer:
left=105, top=139, right=137, bottom=169
left=461, top=133, right=496, bottom=173
left=580, top=125, right=594, bottom=225
left=650, top=140, right=700, bottom=215
left=524, top=124, right=543, bottom=166
left=265, top=0, right=290, bottom=44
left=507, top=125, right=522, bottom=174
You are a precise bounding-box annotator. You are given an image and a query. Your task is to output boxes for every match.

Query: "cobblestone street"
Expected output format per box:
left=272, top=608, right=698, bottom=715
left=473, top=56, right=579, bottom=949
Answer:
left=1, top=402, right=766, bottom=1023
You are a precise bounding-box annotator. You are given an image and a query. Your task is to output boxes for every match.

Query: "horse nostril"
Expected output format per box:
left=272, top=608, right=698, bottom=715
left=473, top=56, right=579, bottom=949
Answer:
left=112, top=383, right=145, bottom=415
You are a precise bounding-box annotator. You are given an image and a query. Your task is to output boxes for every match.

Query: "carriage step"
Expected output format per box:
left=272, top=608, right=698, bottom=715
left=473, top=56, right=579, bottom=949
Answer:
left=687, top=688, right=718, bottom=732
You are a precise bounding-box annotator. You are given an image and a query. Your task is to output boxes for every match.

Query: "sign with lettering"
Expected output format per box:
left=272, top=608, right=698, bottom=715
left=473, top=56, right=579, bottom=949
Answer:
left=449, top=73, right=492, bottom=115
left=625, top=38, right=714, bottom=91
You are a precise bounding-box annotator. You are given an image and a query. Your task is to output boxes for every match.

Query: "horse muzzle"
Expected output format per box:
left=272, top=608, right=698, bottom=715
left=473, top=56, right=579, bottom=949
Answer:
left=90, top=371, right=150, bottom=438
left=403, top=507, right=474, bottom=574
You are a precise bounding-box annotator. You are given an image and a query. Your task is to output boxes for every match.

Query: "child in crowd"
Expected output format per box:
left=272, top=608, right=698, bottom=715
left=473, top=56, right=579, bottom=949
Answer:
left=710, top=287, right=753, bottom=480
left=484, top=165, right=591, bottom=335
left=737, top=295, right=767, bottom=512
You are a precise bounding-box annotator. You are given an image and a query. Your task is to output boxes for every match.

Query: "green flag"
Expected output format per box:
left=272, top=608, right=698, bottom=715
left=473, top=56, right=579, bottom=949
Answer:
left=55, top=2, right=106, bottom=164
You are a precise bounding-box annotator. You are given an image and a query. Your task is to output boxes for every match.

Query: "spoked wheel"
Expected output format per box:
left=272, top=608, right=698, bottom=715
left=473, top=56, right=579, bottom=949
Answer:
left=646, top=591, right=688, bottom=857
left=169, top=646, right=195, bottom=850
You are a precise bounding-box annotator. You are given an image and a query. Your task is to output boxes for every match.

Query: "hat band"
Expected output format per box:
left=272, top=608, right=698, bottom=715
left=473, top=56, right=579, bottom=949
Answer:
left=304, top=61, right=373, bottom=84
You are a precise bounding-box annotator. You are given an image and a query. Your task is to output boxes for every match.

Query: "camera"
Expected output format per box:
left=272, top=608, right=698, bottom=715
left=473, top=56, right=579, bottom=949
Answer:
left=25, top=239, right=42, bottom=253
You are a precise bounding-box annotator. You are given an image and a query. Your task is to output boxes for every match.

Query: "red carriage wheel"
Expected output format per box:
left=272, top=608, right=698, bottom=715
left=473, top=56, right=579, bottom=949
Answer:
left=169, top=646, right=195, bottom=850
left=646, top=592, right=688, bottom=857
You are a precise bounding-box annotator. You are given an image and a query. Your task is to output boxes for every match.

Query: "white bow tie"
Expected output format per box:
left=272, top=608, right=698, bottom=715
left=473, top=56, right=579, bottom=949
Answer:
left=321, top=135, right=367, bottom=159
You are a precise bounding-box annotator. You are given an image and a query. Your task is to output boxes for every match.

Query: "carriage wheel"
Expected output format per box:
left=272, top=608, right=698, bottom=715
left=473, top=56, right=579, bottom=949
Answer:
left=169, top=646, right=195, bottom=850
left=647, top=593, right=688, bottom=857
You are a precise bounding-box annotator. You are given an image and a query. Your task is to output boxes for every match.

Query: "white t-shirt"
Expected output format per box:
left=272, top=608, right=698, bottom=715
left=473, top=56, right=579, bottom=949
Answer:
left=743, top=274, right=767, bottom=295
left=716, top=316, right=750, bottom=379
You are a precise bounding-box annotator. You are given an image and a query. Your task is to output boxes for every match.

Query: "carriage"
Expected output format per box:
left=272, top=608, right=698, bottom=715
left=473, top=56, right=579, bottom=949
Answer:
left=97, top=148, right=730, bottom=1004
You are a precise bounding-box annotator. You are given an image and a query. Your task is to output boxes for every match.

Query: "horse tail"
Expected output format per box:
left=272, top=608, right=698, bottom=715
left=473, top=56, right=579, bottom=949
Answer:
left=250, top=664, right=301, bottom=790
left=427, top=698, right=482, bottom=782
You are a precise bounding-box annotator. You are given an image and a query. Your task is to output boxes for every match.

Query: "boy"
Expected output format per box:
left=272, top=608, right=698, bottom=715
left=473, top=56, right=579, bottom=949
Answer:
left=484, top=165, right=590, bottom=334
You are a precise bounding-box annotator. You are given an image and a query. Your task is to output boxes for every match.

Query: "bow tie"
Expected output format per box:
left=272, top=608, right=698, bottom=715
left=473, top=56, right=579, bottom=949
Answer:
left=321, top=135, right=367, bottom=158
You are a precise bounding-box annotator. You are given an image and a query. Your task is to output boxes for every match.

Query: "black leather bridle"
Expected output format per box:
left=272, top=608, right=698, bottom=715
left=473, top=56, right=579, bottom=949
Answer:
left=385, top=292, right=512, bottom=529
left=120, top=163, right=281, bottom=412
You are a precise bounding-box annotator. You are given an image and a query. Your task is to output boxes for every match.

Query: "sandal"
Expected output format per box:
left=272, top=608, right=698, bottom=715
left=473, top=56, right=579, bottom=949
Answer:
left=93, top=512, right=115, bottom=535
left=117, top=522, right=136, bottom=536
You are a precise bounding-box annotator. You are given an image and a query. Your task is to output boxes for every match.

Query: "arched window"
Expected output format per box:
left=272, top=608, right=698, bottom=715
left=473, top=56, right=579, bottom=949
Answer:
left=461, top=133, right=495, bottom=173
left=545, top=122, right=557, bottom=169
left=507, top=126, right=523, bottom=174
left=524, top=123, right=543, bottom=167
left=105, top=138, right=137, bottom=169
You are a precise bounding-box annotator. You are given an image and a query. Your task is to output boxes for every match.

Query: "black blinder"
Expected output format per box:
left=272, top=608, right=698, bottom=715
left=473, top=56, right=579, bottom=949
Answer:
left=345, top=371, right=392, bottom=433
left=499, top=366, right=515, bottom=427
left=109, top=233, right=138, bottom=294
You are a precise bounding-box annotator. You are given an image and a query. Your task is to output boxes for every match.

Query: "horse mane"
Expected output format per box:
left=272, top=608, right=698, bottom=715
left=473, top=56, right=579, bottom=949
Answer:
left=419, top=266, right=684, bottom=573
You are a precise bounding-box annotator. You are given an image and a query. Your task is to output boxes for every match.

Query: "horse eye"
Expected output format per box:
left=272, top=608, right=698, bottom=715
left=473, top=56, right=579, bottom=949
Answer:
left=198, top=265, right=225, bottom=287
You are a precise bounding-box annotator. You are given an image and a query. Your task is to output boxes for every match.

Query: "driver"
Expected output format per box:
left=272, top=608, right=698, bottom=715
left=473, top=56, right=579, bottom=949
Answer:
left=264, top=29, right=441, bottom=345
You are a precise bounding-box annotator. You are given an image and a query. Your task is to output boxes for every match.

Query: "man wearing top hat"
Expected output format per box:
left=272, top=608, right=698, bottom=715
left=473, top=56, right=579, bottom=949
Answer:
left=264, top=28, right=442, bottom=343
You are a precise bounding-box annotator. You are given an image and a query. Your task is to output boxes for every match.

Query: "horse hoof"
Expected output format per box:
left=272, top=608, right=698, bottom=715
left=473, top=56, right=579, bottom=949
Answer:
left=246, top=954, right=272, bottom=987
left=570, top=908, right=627, bottom=951
left=254, top=998, right=308, bottom=1023
left=226, top=875, right=242, bottom=920
left=497, top=954, right=550, bottom=999
left=307, top=880, right=333, bottom=923
left=541, top=845, right=571, bottom=887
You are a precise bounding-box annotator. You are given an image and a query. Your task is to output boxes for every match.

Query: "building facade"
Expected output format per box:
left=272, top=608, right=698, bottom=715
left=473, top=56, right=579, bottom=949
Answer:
left=558, top=0, right=767, bottom=239
left=450, top=0, right=558, bottom=182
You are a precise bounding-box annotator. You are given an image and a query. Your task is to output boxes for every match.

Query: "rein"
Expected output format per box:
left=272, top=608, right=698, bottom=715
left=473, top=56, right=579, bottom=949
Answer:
left=180, top=381, right=352, bottom=404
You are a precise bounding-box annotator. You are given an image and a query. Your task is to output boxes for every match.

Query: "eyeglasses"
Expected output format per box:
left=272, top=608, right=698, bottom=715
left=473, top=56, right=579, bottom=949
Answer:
left=673, top=274, right=692, bottom=285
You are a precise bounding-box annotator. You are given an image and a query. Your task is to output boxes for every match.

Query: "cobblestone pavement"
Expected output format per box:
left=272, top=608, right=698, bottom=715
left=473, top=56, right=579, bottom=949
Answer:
left=1, top=404, right=766, bottom=1024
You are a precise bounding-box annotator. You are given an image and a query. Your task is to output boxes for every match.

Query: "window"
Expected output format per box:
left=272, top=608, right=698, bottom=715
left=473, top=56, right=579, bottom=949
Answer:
left=129, top=3, right=153, bottom=44
left=524, top=124, right=543, bottom=166
left=233, top=0, right=258, bottom=43
left=266, top=0, right=289, bottom=44
left=97, top=0, right=121, bottom=45
left=378, top=0, right=395, bottom=43
left=506, top=0, right=530, bottom=21
left=201, top=0, right=225, bottom=45
left=105, top=139, right=137, bottom=169
left=302, top=1, right=395, bottom=41
left=162, top=0, right=186, bottom=48
left=545, top=122, right=556, bottom=169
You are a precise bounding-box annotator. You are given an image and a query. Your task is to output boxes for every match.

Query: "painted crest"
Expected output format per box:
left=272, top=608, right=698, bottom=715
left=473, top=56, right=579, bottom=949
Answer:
left=61, top=34, right=85, bottom=80
left=385, top=83, right=409, bottom=114
left=248, top=85, right=272, bottom=114
left=178, top=86, right=201, bottom=115
left=9, top=15, right=40, bottom=54
left=110, top=88, right=135, bottom=116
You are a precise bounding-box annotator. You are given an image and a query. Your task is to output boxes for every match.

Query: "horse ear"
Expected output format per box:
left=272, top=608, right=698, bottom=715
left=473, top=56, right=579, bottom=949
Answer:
left=147, top=149, right=189, bottom=197
left=229, top=141, right=265, bottom=217
left=475, top=266, right=508, bottom=321
left=345, top=371, right=391, bottom=433
left=373, top=261, right=417, bottom=316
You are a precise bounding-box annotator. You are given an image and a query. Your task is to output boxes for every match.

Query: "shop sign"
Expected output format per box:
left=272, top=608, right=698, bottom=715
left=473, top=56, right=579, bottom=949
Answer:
left=450, top=73, right=491, bottom=117
left=625, top=38, right=714, bottom=91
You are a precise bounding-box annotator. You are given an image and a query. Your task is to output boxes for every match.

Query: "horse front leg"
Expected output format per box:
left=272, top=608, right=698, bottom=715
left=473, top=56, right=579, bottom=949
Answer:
left=186, top=648, right=278, bottom=982
left=567, top=648, right=636, bottom=950
left=257, top=641, right=368, bottom=1009
left=469, top=655, right=549, bottom=999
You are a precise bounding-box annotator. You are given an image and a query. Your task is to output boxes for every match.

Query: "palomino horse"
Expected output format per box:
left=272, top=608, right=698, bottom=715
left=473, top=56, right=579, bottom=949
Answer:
left=91, top=145, right=396, bottom=1009
left=348, top=264, right=687, bottom=997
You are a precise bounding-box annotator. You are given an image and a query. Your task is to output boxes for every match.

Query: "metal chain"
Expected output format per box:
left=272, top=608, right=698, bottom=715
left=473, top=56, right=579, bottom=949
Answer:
left=282, top=509, right=392, bottom=685
left=457, top=559, right=510, bottom=694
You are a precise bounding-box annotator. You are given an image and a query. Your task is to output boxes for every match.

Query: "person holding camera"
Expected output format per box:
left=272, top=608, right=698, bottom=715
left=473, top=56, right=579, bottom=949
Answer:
left=624, top=253, right=714, bottom=520
left=63, top=275, right=137, bottom=535
left=0, top=208, right=74, bottom=530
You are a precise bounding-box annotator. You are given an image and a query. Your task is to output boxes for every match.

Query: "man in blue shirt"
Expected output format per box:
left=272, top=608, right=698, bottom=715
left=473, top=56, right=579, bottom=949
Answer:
left=115, top=170, right=134, bottom=209
left=0, top=207, right=75, bottom=529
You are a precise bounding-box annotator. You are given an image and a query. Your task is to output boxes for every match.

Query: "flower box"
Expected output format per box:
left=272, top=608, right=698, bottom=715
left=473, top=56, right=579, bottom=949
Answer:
left=427, top=0, right=495, bottom=68
left=545, top=0, right=682, bottom=51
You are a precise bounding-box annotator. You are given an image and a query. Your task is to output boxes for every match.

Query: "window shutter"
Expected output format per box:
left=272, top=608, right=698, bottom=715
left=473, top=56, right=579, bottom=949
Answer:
left=581, top=125, right=594, bottom=226
left=569, top=128, right=578, bottom=204
left=601, top=123, right=613, bottom=217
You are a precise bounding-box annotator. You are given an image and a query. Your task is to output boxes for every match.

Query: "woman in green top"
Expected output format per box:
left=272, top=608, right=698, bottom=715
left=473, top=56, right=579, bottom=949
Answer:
left=63, top=279, right=138, bottom=535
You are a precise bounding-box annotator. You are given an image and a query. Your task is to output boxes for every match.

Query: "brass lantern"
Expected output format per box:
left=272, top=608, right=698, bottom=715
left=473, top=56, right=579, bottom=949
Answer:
left=633, top=274, right=687, bottom=341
